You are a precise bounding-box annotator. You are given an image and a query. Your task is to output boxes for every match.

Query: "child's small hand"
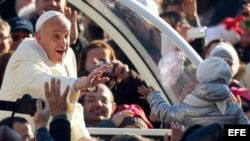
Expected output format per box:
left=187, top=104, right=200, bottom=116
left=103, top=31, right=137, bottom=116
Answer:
left=231, top=92, right=242, bottom=108
left=111, top=109, right=134, bottom=127
left=138, top=85, right=154, bottom=99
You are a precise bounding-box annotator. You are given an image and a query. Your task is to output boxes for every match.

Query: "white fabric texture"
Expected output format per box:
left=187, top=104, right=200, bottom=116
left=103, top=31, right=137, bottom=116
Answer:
left=0, top=38, right=90, bottom=139
left=35, top=10, right=65, bottom=31
left=205, top=24, right=240, bottom=45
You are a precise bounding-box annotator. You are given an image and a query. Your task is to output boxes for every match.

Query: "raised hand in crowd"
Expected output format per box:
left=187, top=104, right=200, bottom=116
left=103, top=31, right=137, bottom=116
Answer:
left=64, top=6, right=78, bottom=45
left=33, top=77, right=70, bottom=126
left=33, top=77, right=71, bottom=141
left=44, top=77, right=70, bottom=117
left=75, top=63, right=112, bottom=90
left=137, top=85, right=155, bottom=99
left=182, top=0, right=198, bottom=20
left=33, top=99, right=50, bottom=131
left=164, top=122, right=184, bottom=141
left=109, top=60, right=130, bottom=80
left=84, top=58, right=130, bottom=81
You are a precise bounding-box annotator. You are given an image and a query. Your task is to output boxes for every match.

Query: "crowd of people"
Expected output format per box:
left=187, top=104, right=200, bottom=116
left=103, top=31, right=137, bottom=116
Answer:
left=0, top=0, right=250, bottom=141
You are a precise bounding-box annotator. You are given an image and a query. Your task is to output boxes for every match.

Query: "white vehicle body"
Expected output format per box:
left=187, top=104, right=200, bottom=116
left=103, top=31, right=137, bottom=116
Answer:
left=69, top=0, right=202, bottom=138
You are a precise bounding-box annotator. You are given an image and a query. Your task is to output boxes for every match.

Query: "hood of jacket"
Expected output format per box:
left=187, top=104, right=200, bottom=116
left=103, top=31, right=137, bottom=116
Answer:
left=191, top=77, right=231, bottom=102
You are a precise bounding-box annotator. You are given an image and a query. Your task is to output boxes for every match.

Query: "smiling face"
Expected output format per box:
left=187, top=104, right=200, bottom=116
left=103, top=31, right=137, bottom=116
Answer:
left=81, top=84, right=116, bottom=127
left=35, top=16, right=71, bottom=64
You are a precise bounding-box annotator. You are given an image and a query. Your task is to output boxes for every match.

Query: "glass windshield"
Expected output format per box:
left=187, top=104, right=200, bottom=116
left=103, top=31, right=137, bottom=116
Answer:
left=77, top=0, right=201, bottom=103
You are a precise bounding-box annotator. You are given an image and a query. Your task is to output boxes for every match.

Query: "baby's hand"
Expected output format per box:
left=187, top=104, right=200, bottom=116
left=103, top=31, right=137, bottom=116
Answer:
left=137, top=85, right=154, bottom=99
left=111, top=109, right=134, bottom=127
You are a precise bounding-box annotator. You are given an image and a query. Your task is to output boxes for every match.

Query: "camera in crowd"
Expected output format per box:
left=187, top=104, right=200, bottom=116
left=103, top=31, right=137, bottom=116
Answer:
left=187, top=26, right=207, bottom=40
left=0, top=94, right=44, bottom=116
left=99, top=60, right=113, bottom=74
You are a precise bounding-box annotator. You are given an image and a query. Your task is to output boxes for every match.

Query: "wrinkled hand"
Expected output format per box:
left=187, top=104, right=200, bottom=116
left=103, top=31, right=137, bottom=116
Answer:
left=64, top=6, right=78, bottom=45
left=110, top=60, right=129, bottom=80
left=111, top=109, right=134, bottom=127
left=137, top=85, right=154, bottom=99
left=75, top=63, right=112, bottom=90
left=33, top=99, right=50, bottom=130
left=164, top=122, right=184, bottom=141
left=44, top=77, right=70, bottom=117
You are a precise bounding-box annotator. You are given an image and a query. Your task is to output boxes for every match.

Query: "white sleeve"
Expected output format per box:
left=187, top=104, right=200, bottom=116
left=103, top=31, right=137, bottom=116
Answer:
left=70, top=103, right=91, bottom=141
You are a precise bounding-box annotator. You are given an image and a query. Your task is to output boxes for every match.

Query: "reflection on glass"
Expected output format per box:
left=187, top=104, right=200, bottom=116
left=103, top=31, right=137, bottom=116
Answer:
left=85, top=0, right=199, bottom=103
left=114, top=2, right=162, bottom=63
left=159, top=33, right=198, bottom=102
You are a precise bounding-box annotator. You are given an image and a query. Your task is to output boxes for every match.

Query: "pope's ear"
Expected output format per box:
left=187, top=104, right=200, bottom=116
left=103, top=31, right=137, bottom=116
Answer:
left=35, top=31, right=41, bottom=44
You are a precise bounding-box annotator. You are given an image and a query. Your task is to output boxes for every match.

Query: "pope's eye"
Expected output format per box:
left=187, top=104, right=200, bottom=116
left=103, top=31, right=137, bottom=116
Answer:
left=64, top=34, right=69, bottom=39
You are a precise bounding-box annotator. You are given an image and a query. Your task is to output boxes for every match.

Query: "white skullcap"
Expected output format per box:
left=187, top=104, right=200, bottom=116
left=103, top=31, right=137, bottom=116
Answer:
left=196, top=57, right=232, bottom=83
left=36, top=10, right=65, bottom=31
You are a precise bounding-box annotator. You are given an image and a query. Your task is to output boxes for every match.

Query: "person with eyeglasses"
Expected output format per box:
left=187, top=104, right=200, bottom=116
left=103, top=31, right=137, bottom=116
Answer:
left=7, top=16, right=34, bottom=50
left=78, top=83, right=117, bottom=127
left=77, top=40, right=151, bottom=118
left=78, top=83, right=154, bottom=140
left=0, top=18, right=12, bottom=55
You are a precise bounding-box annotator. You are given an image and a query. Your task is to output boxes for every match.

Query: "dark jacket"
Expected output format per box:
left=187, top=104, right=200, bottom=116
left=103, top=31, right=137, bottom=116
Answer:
left=181, top=123, right=224, bottom=141
left=36, top=114, right=70, bottom=141
left=49, top=115, right=71, bottom=141
left=97, top=120, right=116, bottom=141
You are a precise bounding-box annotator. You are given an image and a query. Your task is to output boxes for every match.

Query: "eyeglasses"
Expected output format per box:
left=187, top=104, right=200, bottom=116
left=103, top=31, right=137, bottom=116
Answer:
left=0, top=34, right=9, bottom=41
left=11, top=34, right=30, bottom=41
left=83, top=97, right=112, bottom=104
